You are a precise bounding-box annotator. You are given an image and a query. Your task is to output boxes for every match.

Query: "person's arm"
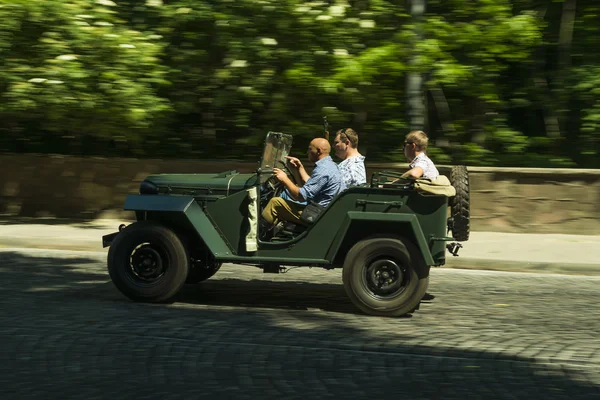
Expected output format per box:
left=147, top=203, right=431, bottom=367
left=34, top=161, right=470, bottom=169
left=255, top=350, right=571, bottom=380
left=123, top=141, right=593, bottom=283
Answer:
left=401, top=167, right=424, bottom=179
left=298, top=170, right=328, bottom=204
left=273, top=168, right=305, bottom=201
left=285, top=156, right=310, bottom=184
left=391, top=166, right=423, bottom=183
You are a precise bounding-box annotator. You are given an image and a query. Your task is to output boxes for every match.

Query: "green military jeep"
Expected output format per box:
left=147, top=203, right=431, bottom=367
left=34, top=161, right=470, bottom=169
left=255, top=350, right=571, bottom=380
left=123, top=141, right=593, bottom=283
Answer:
left=103, top=132, right=470, bottom=317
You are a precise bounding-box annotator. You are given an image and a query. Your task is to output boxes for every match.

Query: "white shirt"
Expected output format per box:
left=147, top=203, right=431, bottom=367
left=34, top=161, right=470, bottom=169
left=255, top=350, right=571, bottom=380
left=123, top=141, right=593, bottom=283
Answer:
left=410, top=153, right=439, bottom=180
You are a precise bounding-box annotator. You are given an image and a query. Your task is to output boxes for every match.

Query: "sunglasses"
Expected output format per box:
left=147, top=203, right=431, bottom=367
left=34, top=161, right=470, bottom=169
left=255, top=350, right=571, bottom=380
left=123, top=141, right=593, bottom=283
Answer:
left=336, top=128, right=348, bottom=143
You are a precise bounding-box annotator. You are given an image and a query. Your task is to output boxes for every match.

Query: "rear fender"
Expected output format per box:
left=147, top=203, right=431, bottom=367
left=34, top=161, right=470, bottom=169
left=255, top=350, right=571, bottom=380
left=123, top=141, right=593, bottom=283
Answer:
left=326, top=212, right=434, bottom=278
left=121, top=195, right=233, bottom=258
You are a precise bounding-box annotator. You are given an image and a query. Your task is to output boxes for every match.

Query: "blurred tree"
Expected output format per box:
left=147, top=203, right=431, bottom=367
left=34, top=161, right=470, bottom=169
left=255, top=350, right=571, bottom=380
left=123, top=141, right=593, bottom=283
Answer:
left=562, top=0, right=600, bottom=167
left=0, top=0, right=597, bottom=167
left=421, top=0, right=544, bottom=165
left=0, top=0, right=170, bottom=155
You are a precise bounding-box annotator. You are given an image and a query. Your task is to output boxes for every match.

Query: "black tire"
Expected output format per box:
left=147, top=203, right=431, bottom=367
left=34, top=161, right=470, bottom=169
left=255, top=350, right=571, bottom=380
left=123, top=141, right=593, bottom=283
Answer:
left=107, top=221, right=189, bottom=302
left=449, top=165, right=470, bottom=242
left=185, top=260, right=222, bottom=284
left=342, top=237, right=429, bottom=317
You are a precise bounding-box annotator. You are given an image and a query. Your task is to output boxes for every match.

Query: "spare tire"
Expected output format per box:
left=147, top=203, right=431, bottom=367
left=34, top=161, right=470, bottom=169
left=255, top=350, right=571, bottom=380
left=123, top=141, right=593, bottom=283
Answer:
left=449, top=165, right=470, bottom=241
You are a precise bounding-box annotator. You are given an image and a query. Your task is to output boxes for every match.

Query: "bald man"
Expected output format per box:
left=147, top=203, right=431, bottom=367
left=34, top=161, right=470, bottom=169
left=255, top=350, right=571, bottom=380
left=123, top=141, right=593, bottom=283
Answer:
left=262, top=137, right=345, bottom=229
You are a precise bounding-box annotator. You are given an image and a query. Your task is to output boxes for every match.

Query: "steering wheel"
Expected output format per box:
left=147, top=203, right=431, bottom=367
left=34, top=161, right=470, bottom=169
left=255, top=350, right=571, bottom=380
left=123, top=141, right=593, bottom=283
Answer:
left=262, top=161, right=296, bottom=200
left=266, top=174, right=283, bottom=194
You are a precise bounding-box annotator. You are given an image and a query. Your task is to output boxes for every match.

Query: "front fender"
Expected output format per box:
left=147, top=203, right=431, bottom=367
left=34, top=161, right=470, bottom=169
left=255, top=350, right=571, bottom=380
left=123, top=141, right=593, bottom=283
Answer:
left=123, top=194, right=233, bottom=258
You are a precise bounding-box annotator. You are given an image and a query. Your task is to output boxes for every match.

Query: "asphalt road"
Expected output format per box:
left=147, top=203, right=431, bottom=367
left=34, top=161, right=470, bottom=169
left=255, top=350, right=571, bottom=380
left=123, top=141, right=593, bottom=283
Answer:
left=1, top=249, right=599, bottom=399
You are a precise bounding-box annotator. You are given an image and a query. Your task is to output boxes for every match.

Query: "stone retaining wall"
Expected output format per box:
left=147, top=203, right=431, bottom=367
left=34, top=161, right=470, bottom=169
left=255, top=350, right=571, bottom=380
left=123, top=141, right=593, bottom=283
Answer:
left=1, top=154, right=598, bottom=234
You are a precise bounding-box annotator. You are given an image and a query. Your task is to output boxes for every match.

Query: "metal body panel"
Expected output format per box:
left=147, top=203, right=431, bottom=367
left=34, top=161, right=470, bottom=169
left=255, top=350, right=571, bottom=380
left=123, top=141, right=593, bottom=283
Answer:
left=124, top=194, right=194, bottom=212
left=184, top=200, right=234, bottom=257
left=144, top=172, right=258, bottom=196
left=326, top=211, right=435, bottom=265
left=205, top=189, right=254, bottom=256
left=212, top=187, right=448, bottom=268
left=124, top=194, right=233, bottom=257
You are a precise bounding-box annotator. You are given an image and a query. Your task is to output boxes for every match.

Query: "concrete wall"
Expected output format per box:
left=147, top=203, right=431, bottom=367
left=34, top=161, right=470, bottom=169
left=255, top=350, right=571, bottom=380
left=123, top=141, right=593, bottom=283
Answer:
left=1, top=153, right=599, bottom=234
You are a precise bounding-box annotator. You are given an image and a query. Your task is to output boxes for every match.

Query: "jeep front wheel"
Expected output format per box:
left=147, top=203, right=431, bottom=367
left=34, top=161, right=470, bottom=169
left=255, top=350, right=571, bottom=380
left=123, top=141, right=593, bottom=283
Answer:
left=107, top=221, right=189, bottom=302
left=342, top=237, right=429, bottom=317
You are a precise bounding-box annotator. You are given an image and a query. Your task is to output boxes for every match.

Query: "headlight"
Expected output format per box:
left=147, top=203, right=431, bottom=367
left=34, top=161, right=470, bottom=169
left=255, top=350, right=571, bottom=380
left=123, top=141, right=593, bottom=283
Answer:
left=140, top=180, right=159, bottom=195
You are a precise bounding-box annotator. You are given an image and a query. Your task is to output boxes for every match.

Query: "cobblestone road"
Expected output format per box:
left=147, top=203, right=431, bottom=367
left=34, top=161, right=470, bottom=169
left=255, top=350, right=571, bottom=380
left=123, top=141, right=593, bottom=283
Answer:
left=1, top=249, right=599, bottom=399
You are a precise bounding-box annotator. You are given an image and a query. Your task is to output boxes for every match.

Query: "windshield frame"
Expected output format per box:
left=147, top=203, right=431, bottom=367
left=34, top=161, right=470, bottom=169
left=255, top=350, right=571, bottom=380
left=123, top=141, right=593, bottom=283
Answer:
left=259, top=132, right=293, bottom=183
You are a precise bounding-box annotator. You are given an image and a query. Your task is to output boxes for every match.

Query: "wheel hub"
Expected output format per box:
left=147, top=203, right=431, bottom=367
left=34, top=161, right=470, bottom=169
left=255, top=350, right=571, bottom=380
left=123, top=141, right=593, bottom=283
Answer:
left=131, top=245, right=164, bottom=280
left=366, top=259, right=405, bottom=297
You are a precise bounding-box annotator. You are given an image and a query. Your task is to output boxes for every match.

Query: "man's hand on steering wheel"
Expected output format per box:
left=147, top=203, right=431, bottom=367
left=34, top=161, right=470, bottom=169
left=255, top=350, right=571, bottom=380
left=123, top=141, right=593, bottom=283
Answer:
left=273, top=168, right=288, bottom=182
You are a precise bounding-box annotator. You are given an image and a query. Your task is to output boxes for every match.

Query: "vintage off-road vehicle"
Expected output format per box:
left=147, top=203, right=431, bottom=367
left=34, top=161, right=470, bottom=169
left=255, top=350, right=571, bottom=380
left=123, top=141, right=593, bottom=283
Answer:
left=103, top=132, right=470, bottom=317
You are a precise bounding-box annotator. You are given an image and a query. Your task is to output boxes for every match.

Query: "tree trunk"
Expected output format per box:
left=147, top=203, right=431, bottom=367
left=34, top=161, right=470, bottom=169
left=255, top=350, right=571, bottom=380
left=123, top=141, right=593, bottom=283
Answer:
left=429, top=85, right=455, bottom=135
left=406, top=0, right=426, bottom=131
left=558, top=0, right=576, bottom=71
left=470, top=98, right=486, bottom=146
left=353, top=110, right=368, bottom=156
left=534, top=77, right=561, bottom=138
left=556, top=0, right=577, bottom=141
left=532, top=4, right=561, bottom=139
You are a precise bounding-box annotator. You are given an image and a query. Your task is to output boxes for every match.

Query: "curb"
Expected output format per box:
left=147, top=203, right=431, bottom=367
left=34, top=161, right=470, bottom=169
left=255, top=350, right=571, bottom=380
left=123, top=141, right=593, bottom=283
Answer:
left=2, top=240, right=600, bottom=276
left=0, top=239, right=106, bottom=253
left=443, top=257, right=600, bottom=276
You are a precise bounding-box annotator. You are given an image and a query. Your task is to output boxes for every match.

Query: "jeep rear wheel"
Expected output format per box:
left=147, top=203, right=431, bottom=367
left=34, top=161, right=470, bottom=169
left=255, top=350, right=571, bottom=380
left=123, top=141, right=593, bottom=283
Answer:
left=449, top=165, right=470, bottom=242
left=107, top=221, right=189, bottom=302
left=342, top=237, right=429, bottom=317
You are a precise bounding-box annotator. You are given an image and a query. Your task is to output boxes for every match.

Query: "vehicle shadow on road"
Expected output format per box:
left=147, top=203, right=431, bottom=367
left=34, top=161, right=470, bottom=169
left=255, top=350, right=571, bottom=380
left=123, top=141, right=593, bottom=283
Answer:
left=176, top=278, right=380, bottom=316
left=0, top=250, right=107, bottom=295
left=0, top=249, right=386, bottom=317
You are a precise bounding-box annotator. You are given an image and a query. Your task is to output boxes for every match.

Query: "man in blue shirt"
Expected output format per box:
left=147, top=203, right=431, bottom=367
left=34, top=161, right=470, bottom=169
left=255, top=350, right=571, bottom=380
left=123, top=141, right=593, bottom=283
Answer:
left=262, top=138, right=345, bottom=228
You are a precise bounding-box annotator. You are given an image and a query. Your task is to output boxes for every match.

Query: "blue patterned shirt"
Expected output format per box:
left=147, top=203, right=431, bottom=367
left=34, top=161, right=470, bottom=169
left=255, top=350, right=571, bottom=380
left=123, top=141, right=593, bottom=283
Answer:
left=299, top=156, right=345, bottom=207
left=338, top=155, right=366, bottom=187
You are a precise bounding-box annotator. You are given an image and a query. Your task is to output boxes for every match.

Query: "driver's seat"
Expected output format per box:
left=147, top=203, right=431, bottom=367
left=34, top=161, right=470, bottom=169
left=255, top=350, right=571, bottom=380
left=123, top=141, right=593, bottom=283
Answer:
left=282, top=221, right=308, bottom=234
left=268, top=222, right=306, bottom=242
left=270, top=199, right=327, bottom=240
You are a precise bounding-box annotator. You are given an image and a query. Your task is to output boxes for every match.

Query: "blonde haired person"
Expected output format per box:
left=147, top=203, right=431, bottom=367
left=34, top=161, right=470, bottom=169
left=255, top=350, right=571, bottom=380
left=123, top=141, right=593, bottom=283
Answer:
left=400, top=130, right=439, bottom=302
left=400, top=130, right=439, bottom=180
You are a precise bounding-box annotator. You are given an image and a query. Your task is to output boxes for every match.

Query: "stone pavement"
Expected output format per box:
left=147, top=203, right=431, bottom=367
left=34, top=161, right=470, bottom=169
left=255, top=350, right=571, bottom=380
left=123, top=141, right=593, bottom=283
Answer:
left=0, top=217, right=599, bottom=275
left=1, top=249, right=600, bottom=399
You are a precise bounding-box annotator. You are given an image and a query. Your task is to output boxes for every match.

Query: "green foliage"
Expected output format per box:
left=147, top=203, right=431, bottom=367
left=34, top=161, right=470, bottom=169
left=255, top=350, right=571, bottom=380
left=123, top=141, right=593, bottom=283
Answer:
left=0, top=0, right=598, bottom=167
left=0, top=0, right=170, bottom=154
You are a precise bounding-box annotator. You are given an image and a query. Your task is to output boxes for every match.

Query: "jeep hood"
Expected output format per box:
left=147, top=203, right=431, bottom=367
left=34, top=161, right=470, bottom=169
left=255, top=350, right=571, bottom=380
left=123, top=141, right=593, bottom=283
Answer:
left=141, top=171, right=258, bottom=196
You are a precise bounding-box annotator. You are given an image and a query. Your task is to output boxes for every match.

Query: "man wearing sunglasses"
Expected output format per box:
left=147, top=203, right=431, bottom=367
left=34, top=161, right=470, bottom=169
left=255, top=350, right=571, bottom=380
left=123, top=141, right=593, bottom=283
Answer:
left=400, top=130, right=439, bottom=180
left=398, top=130, right=439, bottom=302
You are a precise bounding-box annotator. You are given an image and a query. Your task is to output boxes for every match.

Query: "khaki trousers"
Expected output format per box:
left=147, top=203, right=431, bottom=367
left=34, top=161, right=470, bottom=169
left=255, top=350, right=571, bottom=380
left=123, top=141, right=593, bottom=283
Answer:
left=262, top=197, right=307, bottom=227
